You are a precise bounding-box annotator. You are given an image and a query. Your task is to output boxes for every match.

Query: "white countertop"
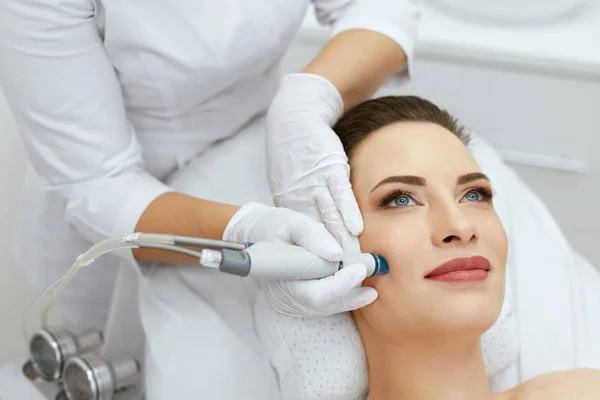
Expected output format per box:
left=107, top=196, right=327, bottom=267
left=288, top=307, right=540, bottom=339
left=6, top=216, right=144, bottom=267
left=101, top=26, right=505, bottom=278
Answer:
left=297, top=1, right=600, bottom=80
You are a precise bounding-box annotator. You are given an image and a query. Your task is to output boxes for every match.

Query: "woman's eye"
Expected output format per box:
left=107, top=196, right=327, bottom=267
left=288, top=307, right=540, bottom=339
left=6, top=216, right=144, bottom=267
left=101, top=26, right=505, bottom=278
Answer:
left=462, top=190, right=483, bottom=202
left=389, top=194, right=416, bottom=207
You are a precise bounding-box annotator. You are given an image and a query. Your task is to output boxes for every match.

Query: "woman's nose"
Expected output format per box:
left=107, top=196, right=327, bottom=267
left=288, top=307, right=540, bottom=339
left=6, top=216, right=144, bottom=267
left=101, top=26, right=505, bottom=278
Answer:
left=430, top=204, right=478, bottom=247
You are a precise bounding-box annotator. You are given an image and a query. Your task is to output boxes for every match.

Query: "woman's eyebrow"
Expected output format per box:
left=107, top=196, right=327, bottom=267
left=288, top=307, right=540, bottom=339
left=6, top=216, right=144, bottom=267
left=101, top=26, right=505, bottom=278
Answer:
left=370, top=172, right=491, bottom=193
left=370, top=175, right=426, bottom=193
left=457, top=172, right=490, bottom=185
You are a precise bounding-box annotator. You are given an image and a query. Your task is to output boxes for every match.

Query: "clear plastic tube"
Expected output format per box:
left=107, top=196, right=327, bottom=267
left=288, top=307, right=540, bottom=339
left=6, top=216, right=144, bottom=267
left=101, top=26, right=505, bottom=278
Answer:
left=24, top=233, right=243, bottom=342
left=31, top=235, right=168, bottom=329
left=22, top=270, right=69, bottom=342
left=39, top=239, right=141, bottom=328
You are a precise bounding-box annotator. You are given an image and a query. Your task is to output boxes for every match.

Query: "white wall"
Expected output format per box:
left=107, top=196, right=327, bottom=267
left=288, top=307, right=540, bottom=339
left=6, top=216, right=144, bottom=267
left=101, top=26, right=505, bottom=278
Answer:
left=0, top=89, right=37, bottom=363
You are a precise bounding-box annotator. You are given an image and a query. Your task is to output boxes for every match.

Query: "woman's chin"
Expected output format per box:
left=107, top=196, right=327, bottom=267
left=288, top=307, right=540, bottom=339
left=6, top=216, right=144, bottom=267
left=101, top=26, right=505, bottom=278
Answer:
left=430, top=300, right=502, bottom=337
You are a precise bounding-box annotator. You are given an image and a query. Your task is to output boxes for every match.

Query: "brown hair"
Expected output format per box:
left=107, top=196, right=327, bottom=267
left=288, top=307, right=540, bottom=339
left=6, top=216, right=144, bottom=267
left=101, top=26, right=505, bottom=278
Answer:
left=333, top=96, right=470, bottom=160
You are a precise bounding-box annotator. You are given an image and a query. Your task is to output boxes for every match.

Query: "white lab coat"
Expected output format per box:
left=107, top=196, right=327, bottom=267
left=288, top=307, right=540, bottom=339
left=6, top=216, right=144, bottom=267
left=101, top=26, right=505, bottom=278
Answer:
left=0, top=0, right=421, bottom=332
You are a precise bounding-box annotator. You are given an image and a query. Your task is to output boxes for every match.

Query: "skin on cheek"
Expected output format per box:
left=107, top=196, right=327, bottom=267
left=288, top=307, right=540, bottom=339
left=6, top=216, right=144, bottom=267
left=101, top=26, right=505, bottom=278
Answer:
left=357, top=222, right=392, bottom=296
left=358, top=221, right=404, bottom=300
left=358, top=220, right=389, bottom=281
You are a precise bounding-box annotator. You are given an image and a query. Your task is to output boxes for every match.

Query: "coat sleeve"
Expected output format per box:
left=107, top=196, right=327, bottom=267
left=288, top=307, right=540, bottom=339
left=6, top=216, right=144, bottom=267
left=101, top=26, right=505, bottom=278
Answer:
left=0, top=0, right=174, bottom=264
left=311, top=0, right=423, bottom=80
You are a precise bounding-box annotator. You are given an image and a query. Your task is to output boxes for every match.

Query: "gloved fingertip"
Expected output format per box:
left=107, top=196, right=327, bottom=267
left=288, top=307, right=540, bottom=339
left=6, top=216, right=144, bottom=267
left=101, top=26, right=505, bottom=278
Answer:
left=319, top=242, right=344, bottom=262
left=348, top=220, right=364, bottom=237
left=344, top=236, right=362, bottom=255
left=338, top=263, right=368, bottom=288
left=347, top=262, right=368, bottom=276
left=350, top=272, right=367, bottom=289
left=293, top=220, right=343, bottom=261
left=354, top=287, right=379, bottom=308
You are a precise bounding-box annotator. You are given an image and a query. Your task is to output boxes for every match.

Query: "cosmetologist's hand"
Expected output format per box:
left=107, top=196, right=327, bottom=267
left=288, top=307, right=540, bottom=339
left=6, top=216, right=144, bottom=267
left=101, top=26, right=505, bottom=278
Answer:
left=265, top=73, right=363, bottom=254
left=223, top=202, right=378, bottom=316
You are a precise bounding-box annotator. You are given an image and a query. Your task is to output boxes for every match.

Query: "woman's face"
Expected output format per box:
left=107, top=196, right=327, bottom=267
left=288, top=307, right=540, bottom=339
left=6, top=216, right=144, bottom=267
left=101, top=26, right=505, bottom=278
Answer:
left=351, top=122, right=508, bottom=340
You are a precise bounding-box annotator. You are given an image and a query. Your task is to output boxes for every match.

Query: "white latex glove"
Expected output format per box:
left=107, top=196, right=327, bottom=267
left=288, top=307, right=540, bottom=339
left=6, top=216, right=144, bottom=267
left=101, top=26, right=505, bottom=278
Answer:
left=266, top=73, right=363, bottom=254
left=223, top=203, right=378, bottom=317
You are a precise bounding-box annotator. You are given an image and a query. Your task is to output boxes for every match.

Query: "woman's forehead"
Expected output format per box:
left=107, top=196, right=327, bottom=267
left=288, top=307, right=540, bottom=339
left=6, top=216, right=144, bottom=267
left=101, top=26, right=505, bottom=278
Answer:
left=350, top=122, right=479, bottom=189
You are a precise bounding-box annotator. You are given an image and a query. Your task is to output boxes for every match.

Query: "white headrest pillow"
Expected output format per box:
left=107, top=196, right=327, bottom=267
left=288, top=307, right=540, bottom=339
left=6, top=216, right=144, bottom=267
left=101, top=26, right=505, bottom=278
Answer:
left=254, top=276, right=519, bottom=400
left=254, top=293, right=368, bottom=400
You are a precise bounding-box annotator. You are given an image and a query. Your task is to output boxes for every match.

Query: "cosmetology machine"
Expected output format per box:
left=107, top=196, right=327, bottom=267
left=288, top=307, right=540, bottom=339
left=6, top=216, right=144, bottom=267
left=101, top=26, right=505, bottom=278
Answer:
left=20, top=233, right=388, bottom=400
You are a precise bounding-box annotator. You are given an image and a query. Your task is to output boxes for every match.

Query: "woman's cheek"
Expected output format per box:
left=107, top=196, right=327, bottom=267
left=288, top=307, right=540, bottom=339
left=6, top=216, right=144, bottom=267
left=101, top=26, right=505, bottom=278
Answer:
left=358, top=210, right=390, bottom=249
left=359, top=221, right=402, bottom=289
left=359, top=217, right=388, bottom=290
left=360, top=214, right=404, bottom=256
left=358, top=228, right=377, bottom=253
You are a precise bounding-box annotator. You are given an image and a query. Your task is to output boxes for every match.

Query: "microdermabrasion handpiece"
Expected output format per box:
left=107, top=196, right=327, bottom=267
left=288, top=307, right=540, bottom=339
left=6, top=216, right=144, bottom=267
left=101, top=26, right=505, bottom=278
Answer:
left=199, top=241, right=389, bottom=280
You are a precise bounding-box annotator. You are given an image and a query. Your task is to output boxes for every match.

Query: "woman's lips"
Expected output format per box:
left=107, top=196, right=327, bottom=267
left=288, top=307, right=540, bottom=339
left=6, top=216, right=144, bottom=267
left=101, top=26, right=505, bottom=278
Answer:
left=425, top=256, right=491, bottom=283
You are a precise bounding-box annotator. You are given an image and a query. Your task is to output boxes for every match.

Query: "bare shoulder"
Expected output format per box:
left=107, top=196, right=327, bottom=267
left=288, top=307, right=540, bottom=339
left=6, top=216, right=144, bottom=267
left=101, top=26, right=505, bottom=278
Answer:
left=504, top=369, right=600, bottom=400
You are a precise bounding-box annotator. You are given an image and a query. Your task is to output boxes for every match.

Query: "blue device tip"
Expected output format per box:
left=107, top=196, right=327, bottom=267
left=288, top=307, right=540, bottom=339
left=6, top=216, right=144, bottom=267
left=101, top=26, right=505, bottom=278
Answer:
left=372, top=254, right=389, bottom=276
